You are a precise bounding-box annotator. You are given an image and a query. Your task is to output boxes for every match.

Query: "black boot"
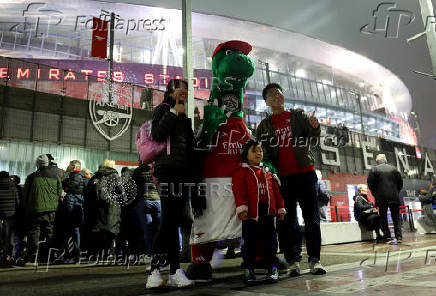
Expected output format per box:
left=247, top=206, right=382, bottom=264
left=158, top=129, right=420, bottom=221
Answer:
left=185, top=262, right=212, bottom=282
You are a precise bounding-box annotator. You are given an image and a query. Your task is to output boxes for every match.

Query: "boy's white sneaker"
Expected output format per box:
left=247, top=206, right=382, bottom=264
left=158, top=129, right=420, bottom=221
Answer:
left=167, top=269, right=194, bottom=288
left=146, top=269, right=166, bottom=289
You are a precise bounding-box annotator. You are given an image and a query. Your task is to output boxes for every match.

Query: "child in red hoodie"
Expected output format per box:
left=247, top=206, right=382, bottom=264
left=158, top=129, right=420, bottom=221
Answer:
left=232, top=139, right=286, bottom=284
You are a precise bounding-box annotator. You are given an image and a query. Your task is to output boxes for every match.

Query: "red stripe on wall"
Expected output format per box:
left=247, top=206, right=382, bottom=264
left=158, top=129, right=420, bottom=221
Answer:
left=115, top=160, right=139, bottom=166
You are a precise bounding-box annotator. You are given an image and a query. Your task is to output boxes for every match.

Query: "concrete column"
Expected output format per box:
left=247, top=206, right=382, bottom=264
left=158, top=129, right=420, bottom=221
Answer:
left=181, top=0, right=194, bottom=262
left=182, top=0, right=194, bottom=127
left=418, top=0, right=436, bottom=76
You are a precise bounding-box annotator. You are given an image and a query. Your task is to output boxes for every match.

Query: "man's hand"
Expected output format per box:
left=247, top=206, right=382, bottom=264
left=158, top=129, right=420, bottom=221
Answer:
left=278, top=212, right=285, bottom=221
left=238, top=211, right=248, bottom=220
left=309, top=110, right=319, bottom=129
left=174, top=99, right=186, bottom=114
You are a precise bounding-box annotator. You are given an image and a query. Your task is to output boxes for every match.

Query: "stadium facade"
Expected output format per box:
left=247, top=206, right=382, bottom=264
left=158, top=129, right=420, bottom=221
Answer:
left=0, top=0, right=434, bottom=221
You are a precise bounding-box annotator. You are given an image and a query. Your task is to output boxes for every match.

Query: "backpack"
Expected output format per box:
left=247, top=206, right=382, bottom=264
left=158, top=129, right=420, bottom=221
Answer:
left=135, top=103, right=171, bottom=164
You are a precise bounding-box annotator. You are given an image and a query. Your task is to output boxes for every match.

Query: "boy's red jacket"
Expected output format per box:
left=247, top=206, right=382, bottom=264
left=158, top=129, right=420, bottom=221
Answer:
left=232, top=163, right=286, bottom=220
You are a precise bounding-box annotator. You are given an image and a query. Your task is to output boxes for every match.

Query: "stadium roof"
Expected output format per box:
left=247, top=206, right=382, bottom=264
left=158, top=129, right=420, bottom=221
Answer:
left=1, top=0, right=435, bottom=147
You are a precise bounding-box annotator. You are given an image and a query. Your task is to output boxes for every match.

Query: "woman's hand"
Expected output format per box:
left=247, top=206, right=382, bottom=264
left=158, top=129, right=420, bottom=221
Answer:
left=173, top=99, right=186, bottom=114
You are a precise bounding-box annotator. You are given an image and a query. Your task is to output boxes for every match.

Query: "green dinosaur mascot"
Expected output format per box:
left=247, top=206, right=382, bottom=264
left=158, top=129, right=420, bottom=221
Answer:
left=198, top=40, right=254, bottom=146
left=187, top=40, right=255, bottom=281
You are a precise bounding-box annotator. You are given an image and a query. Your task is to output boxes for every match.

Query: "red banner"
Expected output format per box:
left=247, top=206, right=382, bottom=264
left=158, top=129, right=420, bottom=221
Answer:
left=91, top=17, right=108, bottom=59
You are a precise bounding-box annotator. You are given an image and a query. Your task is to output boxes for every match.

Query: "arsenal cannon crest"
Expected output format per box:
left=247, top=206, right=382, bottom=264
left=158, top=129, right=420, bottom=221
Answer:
left=89, top=95, right=132, bottom=141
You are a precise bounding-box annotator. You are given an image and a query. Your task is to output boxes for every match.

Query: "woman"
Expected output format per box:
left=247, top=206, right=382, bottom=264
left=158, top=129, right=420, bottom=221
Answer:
left=418, top=182, right=436, bottom=227
left=353, top=184, right=385, bottom=242
left=146, top=79, right=195, bottom=289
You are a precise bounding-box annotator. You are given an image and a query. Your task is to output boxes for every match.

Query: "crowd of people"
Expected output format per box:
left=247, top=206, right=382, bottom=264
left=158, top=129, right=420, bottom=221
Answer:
left=0, top=79, right=422, bottom=290
left=0, top=155, right=162, bottom=268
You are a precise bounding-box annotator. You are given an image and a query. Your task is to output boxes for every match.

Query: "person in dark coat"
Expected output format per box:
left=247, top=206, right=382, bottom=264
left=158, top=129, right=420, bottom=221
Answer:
left=9, top=175, right=24, bottom=260
left=84, top=160, right=124, bottom=257
left=22, top=155, right=62, bottom=265
left=132, top=161, right=160, bottom=257
left=353, top=184, right=384, bottom=242
left=146, top=79, right=195, bottom=289
left=0, top=171, right=19, bottom=265
left=367, top=154, right=403, bottom=243
left=418, top=182, right=436, bottom=227
left=59, top=160, right=86, bottom=262
left=316, top=170, right=330, bottom=222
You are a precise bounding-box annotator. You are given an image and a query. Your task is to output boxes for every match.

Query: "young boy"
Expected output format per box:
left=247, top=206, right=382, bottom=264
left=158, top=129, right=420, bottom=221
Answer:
left=232, top=140, right=286, bottom=284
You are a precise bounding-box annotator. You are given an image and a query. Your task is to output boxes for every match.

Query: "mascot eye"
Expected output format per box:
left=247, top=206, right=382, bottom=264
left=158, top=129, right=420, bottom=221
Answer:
left=225, top=49, right=233, bottom=56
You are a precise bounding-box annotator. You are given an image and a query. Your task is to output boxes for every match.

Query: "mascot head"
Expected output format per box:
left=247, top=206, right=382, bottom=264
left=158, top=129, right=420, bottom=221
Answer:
left=210, top=40, right=255, bottom=115
left=212, top=40, right=255, bottom=90
left=198, top=40, right=255, bottom=147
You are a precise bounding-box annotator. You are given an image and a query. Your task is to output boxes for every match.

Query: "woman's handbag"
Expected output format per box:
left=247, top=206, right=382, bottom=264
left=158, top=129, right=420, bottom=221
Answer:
left=135, top=103, right=171, bottom=164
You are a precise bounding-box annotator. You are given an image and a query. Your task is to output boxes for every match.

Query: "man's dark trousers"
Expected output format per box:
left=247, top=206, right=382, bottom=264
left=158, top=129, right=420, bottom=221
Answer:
left=278, top=171, right=321, bottom=263
left=378, top=203, right=402, bottom=239
left=26, top=211, right=55, bottom=262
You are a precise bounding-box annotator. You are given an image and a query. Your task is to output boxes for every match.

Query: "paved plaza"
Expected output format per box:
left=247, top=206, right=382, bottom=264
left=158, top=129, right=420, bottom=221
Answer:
left=3, top=232, right=436, bottom=296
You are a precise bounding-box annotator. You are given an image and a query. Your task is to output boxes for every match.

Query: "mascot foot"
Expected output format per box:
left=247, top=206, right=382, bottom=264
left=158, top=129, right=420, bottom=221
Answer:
left=186, top=263, right=213, bottom=283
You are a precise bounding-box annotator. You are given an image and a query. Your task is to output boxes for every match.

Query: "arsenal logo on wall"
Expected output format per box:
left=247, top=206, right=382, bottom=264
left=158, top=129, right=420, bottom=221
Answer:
left=89, top=84, right=133, bottom=141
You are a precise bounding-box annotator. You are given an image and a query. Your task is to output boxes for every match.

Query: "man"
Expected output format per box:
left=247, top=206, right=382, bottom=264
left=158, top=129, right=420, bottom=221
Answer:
left=316, top=170, right=330, bottom=222
left=10, top=175, right=24, bottom=260
left=256, top=83, right=325, bottom=276
left=22, top=155, right=62, bottom=265
left=367, top=154, right=403, bottom=243
left=0, top=171, right=19, bottom=265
